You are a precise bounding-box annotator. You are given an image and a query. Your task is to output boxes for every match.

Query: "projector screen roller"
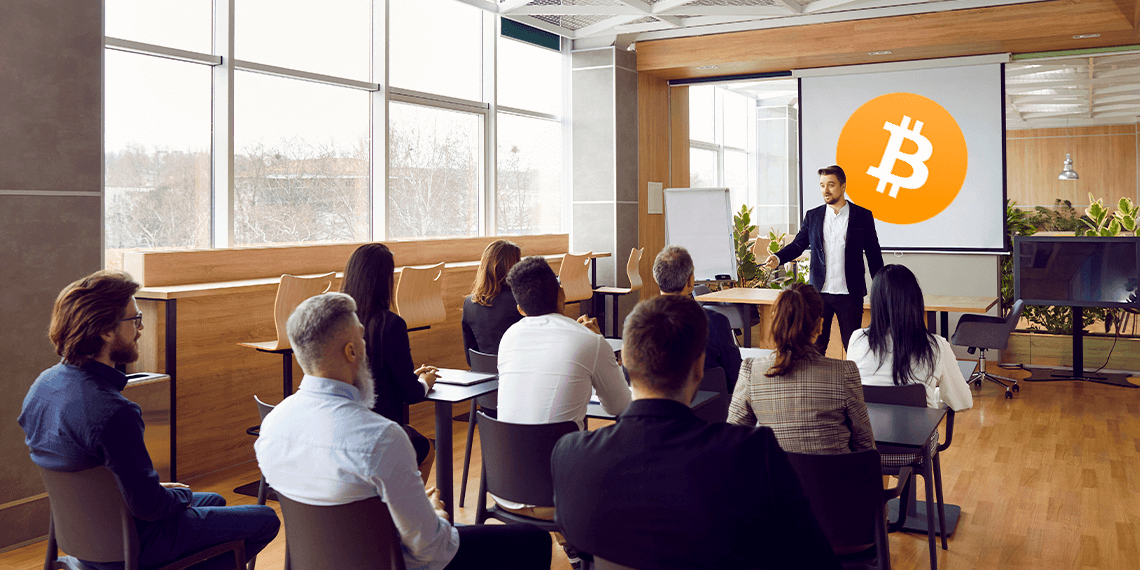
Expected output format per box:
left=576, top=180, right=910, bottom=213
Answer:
left=800, top=63, right=1005, bottom=252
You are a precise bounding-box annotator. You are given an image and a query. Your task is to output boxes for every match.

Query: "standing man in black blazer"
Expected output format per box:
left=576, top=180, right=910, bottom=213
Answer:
left=765, top=165, right=884, bottom=353
left=551, top=295, right=840, bottom=570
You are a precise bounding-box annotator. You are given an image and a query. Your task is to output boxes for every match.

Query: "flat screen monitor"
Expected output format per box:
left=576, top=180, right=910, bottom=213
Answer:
left=1014, top=236, right=1140, bottom=309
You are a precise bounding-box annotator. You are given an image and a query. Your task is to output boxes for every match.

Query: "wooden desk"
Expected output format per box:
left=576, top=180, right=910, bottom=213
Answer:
left=424, top=377, right=499, bottom=522
left=694, top=288, right=998, bottom=347
left=867, top=402, right=951, bottom=570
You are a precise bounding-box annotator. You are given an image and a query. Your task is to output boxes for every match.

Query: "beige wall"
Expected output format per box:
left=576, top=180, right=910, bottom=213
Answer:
left=0, top=0, right=103, bottom=551
left=1007, top=125, right=1139, bottom=210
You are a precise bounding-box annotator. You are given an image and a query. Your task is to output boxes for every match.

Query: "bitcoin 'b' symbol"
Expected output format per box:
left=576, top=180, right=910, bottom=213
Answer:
left=866, top=115, right=933, bottom=199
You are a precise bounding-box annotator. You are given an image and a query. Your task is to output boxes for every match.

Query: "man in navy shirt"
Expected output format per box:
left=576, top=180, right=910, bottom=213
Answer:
left=19, top=270, right=279, bottom=570
left=652, top=245, right=742, bottom=393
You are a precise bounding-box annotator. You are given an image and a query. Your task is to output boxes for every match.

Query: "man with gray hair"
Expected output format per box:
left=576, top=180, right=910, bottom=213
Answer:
left=255, top=293, right=551, bottom=570
left=653, top=245, right=742, bottom=393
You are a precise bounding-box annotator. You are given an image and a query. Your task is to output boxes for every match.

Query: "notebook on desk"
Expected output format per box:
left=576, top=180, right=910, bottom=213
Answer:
left=433, top=368, right=496, bottom=387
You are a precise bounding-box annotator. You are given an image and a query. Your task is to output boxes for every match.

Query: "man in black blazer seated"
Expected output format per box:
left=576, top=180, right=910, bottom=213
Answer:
left=765, top=165, right=884, bottom=353
left=550, top=295, right=840, bottom=570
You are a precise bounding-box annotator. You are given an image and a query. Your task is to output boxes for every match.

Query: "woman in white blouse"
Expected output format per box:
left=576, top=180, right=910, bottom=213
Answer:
left=847, top=264, right=973, bottom=412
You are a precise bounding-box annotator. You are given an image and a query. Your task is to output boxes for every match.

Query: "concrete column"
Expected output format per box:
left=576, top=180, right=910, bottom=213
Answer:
left=571, top=47, right=639, bottom=331
left=0, top=0, right=103, bottom=549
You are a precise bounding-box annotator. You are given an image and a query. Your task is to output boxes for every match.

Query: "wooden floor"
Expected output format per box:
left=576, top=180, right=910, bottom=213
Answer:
left=3, top=365, right=1139, bottom=570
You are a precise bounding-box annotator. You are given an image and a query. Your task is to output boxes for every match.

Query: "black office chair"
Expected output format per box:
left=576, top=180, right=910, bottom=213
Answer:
left=785, top=450, right=912, bottom=570
left=39, top=466, right=247, bottom=570
left=694, top=366, right=730, bottom=423
left=473, top=411, right=577, bottom=531
left=278, top=495, right=404, bottom=570
left=863, top=383, right=955, bottom=554
left=950, top=299, right=1025, bottom=399
left=458, top=348, right=498, bottom=508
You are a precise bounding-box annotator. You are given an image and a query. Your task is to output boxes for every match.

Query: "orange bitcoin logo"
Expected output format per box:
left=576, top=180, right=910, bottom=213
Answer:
left=836, top=92, right=968, bottom=225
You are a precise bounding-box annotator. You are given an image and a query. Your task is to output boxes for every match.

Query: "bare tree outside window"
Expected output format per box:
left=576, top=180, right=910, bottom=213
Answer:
left=235, top=138, right=369, bottom=245
left=496, top=113, right=561, bottom=235
left=388, top=102, right=481, bottom=239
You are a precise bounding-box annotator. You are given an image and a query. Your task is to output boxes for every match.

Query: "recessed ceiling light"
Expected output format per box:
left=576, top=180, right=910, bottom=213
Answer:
left=868, top=50, right=893, bottom=56
left=697, top=65, right=719, bottom=70
left=1073, top=34, right=1101, bottom=39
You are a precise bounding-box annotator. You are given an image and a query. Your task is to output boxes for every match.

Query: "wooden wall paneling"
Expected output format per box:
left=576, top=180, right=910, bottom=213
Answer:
left=1006, top=126, right=1138, bottom=209
left=634, top=0, right=1140, bottom=80
left=123, top=234, right=570, bottom=288
left=638, top=72, right=674, bottom=301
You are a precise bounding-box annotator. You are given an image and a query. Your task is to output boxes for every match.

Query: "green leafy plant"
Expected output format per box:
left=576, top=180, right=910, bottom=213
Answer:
left=1114, top=196, right=1139, bottom=235
left=1082, top=194, right=1122, bottom=236
left=732, top=205, right=760, bottom=288
left=1022, top=305, right=1098, bottom=335
left=1026, top=199, right=1086, bottom=233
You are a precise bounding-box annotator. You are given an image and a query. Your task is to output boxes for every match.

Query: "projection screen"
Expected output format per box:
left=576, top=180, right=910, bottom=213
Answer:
left=799, top=63, right=1006, bottom=252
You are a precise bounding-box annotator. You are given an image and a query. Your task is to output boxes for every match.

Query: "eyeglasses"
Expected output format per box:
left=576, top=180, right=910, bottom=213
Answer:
left=120, top=312, right=143, bottom=329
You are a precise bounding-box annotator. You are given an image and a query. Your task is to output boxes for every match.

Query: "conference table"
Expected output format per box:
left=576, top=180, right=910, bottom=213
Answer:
left=867, top=402, right=952, bottom=570
left=694, top=287, right=999, bottom=348
left=425, top=376, right=716, bottom=521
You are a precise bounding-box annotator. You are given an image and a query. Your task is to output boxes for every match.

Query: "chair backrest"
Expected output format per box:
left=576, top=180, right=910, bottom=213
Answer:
left=559, top=252, right=593, bottom=303
left=694, top=366, right=730, bottom=423
left=468, top=349, right=498, bottom=374
left=254, top=395, right=275, bottom=421
left=278, top=495, right=405, bottom=570
left=39, top=466, right=136, bottom=565
left=624, top=248, right=644, bottom=292
left=1005, top=298, right=1025, bottom=333
left=394, top=262, right=447, bottom=330
left=784, top=449, right=885, bottom=551
left=270, top=273, right=335, bottom=351
left=476, top=411, right=577, bottom=507
left=861, top=383, right=926, bottom=408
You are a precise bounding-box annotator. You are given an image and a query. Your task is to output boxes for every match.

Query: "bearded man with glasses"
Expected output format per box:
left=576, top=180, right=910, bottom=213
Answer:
left=19, top=270, right=280, bottom=570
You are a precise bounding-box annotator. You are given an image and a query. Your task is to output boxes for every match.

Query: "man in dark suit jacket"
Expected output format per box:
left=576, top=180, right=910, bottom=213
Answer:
left=551, top=295, right=840, bottom=570
left=652, top=245, right=742, bottom=394
left=766, top=165, right=884, bottom=353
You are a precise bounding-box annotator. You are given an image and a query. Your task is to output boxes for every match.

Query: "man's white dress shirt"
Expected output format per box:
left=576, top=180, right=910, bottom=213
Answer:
left=847, top=330, right=974, bottom=411
left=821, top=202, right=850, bottom=295
left=496, top=313, right=631, bottom=430
left=495, top=312, right=632, bottom=509
left=254, top=375, right=459, bottom=570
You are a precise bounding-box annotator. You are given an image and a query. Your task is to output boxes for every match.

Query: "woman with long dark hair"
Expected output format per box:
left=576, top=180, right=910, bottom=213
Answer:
left=847, top=264, right=972, bottom=411
left=461, top=239, right=523, bottom=360
left=341, top=243, right=438, bottom=482
left=728, top=283, right=875, bottom=454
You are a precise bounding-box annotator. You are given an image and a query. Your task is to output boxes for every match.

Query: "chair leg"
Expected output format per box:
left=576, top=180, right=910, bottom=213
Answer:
left=475, top=464, right=488, bottom=524
left=44, top=513, right=57, bottom=570
left=922, top=458, right=937, bottom=570
left=458, top=400, right=477, bottom=508
left=933, top=453, right=948, bottom=550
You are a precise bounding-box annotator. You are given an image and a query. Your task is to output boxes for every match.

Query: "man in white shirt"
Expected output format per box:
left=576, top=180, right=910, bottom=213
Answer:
left=766, top=165, right=884, bottom=354
left=497, top=256, right=632, bottom=429
left=255, top=292, right=550, bottom=570
left=495, top=256, right=631, bottom=568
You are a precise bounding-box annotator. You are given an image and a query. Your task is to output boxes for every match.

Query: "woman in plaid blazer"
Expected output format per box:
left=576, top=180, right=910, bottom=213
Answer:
left=727, top=283, right=875, bottom=454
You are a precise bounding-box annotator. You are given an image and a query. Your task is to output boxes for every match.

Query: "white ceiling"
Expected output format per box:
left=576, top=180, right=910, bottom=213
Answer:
left=496, top=0, right=1049, bottom=43
left=1006, top=53, right=1140, bottom=129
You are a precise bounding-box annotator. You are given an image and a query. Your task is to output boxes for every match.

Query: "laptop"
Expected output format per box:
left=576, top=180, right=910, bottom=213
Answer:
left=432, top=368, right=496, bottom=387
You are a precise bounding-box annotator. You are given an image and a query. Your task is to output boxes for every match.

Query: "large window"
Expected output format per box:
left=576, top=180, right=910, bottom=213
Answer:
left=688, top=79, right=799, bottom=236
left=103, top=0, right=565, bottom=264
left=103, top=50, right=212, bottom=265
left=496, top=36, right=562, bottom=235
